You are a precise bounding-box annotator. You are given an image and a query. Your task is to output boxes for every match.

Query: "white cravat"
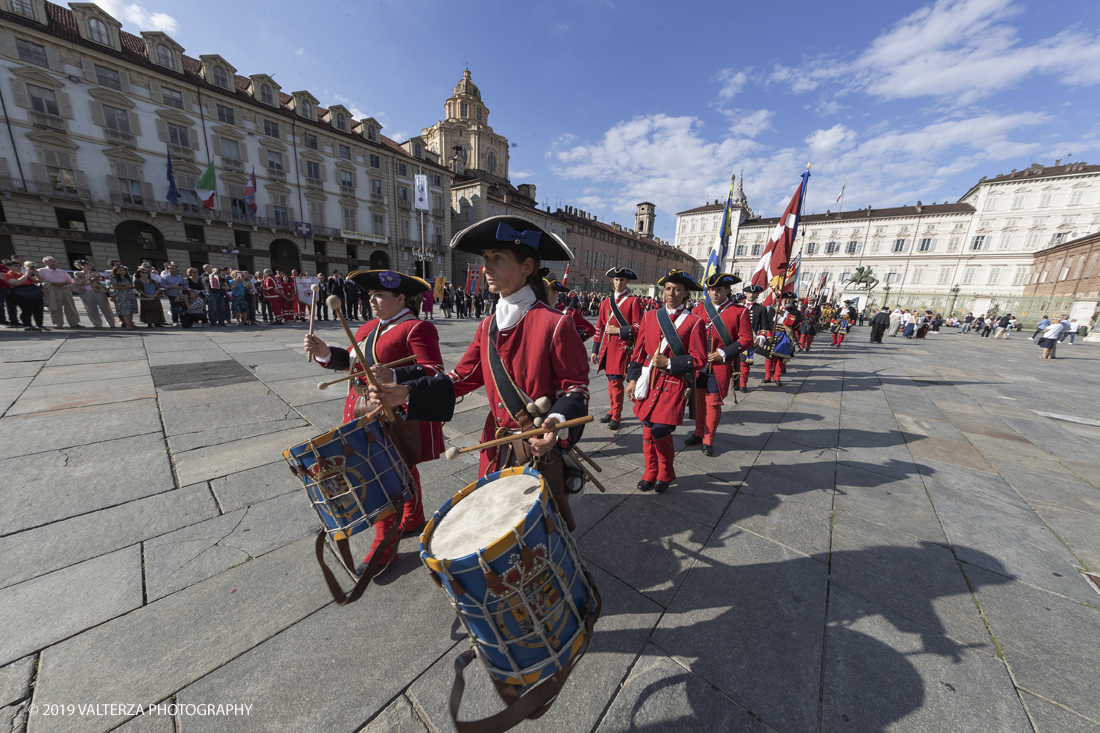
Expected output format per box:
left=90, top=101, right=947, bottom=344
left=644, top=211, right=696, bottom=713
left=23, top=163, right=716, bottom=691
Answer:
left=379, top=308, right=411, bottom=330
left=496, top=284, right=537, bottom=330
left=665, top=305, right=685, bottom=317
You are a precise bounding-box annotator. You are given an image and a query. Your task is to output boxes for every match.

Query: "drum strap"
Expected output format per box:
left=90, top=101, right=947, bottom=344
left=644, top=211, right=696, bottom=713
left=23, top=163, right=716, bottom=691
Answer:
left=448, top=569, right=603, bottom=733
left=312, top=496, right=404, bottom=606
left=486, top=317, right=535, bottom=430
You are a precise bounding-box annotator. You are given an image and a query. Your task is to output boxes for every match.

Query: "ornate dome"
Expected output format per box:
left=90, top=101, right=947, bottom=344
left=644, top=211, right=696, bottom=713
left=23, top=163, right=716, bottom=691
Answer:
left=453, top=68, right=481, bottom=100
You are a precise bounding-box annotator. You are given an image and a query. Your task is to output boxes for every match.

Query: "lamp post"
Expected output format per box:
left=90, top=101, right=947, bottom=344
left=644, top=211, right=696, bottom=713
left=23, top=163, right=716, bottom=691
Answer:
left=883, top=283, right=891, bottom=306
left=949, top=283, right=961, bottom=314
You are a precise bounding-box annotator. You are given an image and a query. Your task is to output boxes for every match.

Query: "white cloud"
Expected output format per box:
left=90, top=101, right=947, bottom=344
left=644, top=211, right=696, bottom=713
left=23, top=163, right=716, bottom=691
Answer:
left=294, top=48, right=305, bottom=57
left=330, top=94, right=380, bottom=121
left=771, top=0, right=1100, bottom=104
left=715, top=68, right=751, bottom=101
left=552, top=110, right=1052, bottom=227
left=725, top=109, right=774, bottom=137
left=97, top=0, right=177, bottom=32
left=511, top=169, right=536, bottom=179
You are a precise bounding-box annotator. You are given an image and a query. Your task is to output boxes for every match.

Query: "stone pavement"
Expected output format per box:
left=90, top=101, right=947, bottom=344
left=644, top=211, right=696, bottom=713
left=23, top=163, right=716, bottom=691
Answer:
left=1, top=318, right=1099, bottom=733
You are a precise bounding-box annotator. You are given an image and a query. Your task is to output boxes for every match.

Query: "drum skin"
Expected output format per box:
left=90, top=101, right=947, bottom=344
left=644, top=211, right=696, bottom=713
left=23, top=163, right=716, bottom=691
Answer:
left=284, top=417, right=413, bottom=541
left=421, top=467, right=591, bottom=687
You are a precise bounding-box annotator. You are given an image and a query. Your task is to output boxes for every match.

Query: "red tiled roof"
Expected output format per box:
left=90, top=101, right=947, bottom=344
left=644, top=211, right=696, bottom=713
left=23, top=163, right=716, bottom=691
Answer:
left=744, top=202, right=974, bottom=227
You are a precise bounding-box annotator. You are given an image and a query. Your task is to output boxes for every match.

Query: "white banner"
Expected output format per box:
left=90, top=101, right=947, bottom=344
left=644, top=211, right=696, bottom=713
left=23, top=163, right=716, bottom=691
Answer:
left=295, top=277, right=319, bottom=306
left=414, top=174, right=429, bottom=210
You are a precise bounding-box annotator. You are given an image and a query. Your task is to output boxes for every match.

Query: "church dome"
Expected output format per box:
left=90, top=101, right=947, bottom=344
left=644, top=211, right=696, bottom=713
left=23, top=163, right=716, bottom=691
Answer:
left=453, top=68, right=481, bottom=100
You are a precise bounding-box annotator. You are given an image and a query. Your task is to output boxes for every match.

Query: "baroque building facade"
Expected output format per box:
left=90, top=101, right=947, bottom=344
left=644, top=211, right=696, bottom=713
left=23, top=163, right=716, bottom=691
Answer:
left=0, top=0, right=453, bottom=278
left=676, top=162, right=1100, bottom=318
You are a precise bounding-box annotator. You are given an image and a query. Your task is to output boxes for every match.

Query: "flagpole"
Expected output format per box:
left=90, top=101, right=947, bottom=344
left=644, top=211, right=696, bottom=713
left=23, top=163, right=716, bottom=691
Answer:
left=836, top=175, right=848, bottom=215
left=777, top=164, right=811, bottom=297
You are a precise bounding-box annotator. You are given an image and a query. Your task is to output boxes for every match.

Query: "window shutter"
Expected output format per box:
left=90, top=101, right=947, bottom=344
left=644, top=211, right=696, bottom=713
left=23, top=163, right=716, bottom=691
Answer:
left=211, top=135, right=222, bottom=156
left=57, top=90, right=72, bottom=119
left=150, top=80, right=162, bottom=103
left=9, top=79, right=29, bottom=109
left=30, top=162, right=48, bottom=185
left=265, top=203, right=274, bottom=219
left=118, top=70, right=131, bottom=93
left=142, top=181, right=154, bottom=204
left=288, top=207, right=295, bottom=222
left=0, top=33, right=15, bottom=59
left=82, top=58, right=95, bottom=81
left=189, top=129, right=200, bottom=149
left=351, top=170, right=357, bottom=186
left=182, top=91, right=194, bottom=112
left=319, top=164, right=326, bottom=181
left=89, top=100, right=105, bottom=127
left=45, top=46, right=61, bottom=71
left=155, top=118, right=168, bottom=142
left=281, top=153, right=288, bottom=170
left=107, top=173, right=121, bottom=203
left=128, top=111, right=141, bottom=136
left=238, top=143, right=248, bottom=163
left=73, top=170, right=88, bottom=191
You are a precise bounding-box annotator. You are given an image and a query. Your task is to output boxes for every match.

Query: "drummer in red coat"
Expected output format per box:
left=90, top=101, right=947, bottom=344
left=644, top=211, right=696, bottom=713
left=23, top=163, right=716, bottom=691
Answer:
left=624, top=270, right=707, bottom=493
left=549, top=280, right=597, bottom=342
left=590, top=268, right=642, bottom=430
left=303, top=269, right=445, bottom=567
left=367, top=216, right=590, bottom=531
left=684, top=273, right=754, bottom=456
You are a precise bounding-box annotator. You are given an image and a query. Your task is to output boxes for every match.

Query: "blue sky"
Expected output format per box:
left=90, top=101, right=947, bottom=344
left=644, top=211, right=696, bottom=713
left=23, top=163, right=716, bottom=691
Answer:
left=103, top=0, right=1100, bottom=240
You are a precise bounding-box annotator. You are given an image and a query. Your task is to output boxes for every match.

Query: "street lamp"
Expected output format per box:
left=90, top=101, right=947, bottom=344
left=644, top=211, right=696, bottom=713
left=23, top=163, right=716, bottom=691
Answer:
left=883, top=283, right=891, bottom=306
left=949, top=283, right=961, bottom=314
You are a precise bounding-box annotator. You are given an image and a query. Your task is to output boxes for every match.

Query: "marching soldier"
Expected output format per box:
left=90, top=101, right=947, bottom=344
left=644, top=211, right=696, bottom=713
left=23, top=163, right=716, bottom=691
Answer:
left=684, top=273, right=754, bottom=456
left=738, top=284, right=768, bottom=393
left=762, top=291, right=801, bottom=387
left=591, top=268, right=643, bottom=430
left=624, top=270, right=707, bottom=493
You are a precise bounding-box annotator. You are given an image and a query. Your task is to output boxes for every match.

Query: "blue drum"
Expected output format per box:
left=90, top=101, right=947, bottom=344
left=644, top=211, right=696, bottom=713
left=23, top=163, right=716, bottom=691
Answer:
left=420, top=467, right=598, bottom=688
left=283, top=416, right=414, bottom=541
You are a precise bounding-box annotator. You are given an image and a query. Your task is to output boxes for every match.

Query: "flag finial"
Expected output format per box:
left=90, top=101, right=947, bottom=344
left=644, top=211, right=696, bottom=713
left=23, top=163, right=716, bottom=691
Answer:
left=806, top=162, right=812, bottom=171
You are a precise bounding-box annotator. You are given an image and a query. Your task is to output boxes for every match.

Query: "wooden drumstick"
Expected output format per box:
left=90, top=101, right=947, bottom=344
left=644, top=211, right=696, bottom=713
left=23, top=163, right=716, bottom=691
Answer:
left=316, top=354, right=418, bottom=390
left=570, top=444, right=602, bottom=473
left=443, top=415, right=593, bottom=460
left=564, top=449, right=606, bottom=493
left=327, top=295, right=396, bottom=423
left=305, top=283, right=319, bottom=362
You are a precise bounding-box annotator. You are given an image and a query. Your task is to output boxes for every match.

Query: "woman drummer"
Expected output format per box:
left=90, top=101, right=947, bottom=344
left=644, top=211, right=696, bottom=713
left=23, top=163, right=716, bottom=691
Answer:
left=366, top=216, right=589, bottom=531
left=303, top=270, right=445, bottom=568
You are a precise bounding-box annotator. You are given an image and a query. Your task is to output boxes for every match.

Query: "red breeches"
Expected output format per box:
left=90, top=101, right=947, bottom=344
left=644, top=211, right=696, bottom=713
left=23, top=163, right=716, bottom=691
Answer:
left=764, top=357, right=786, bottom=380
left=607, top=377, right=624, bottom=420
left=693, top=390, right=723, bottom=444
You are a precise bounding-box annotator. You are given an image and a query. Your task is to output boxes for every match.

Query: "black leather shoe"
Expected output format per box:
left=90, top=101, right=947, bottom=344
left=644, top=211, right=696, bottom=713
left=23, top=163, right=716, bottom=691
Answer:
left=684, top=434, right=703, bottom=446
left=654, top=481, right=670, bottom=493
left=739, top=386, right=748, bottom=393
left=599, top=414, right=612, bottom=424
left=609, top=420, right=621, bottom=430
left=702, top=444, right=714, bottom=457
left=638, top=480, right=655, bottom=492
left=400, top=521, right=427, bottom=538
left=774, top=380, right=782, bottom=387
left=762, top=378, right=772, bottom=383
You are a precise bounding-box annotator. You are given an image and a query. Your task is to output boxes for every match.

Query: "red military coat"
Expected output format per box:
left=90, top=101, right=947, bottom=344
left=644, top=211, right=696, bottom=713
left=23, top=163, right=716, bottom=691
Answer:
left=262, top=276, right=280, bottom=300
left=448, top=302, right=590, bottom=473
left=566, top=306, right=596, bottom=340
left=593, top=292, right=643, bottom=376
left=325, top=313, right=446, bottom=463
left=690, top=299, right=754, bottom=399
left=629, top=307, right=707, bottom=426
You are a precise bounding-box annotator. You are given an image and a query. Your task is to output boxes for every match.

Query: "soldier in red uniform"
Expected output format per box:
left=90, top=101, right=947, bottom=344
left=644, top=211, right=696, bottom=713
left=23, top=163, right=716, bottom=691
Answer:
left=762, top=291, right=801, bottom=387
left=684, top=273, right=754, bottom=456
left=303, top=270, right=444, bottom=568
left=590, top=268, right=642, bottom=430
left=367, top=216, right=589, bottom=531
left=739, top=284, right=768, bottom=393
left=624, top=270, right=707, bottom=493
left=262, top=269, right=283, bottom=323
left=548, top=279, right=596, bottom=342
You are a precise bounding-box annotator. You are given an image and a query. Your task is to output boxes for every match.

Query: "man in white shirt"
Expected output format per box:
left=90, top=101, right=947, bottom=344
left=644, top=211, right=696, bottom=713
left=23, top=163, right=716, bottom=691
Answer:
left=37, top=257, right=83, bottom=328
left=1059, top=319, right=1080, bottom=344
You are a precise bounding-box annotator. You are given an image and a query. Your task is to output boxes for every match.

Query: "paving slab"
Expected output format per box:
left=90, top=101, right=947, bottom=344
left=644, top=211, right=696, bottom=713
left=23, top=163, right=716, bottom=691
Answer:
left=0, top=433, right=174, bottom=535
left=290, top=397, right=346, bottom=430
left=0, top=376, right=33, bottom=416
left=208, top=461, right=300, bottom=513
left=0, top=398, right=162, bottom=461
left=820, top=585, right=1031, bottom=733
left=652, top=525, right=828, bottom=732
left=722, top=491, right=832, bottom=560
left=361, top=695, right=429, bottom=733
left=995, top=460, right=1100, bottom=515
left=1, top=702, right=27, bottom=733
left=918, top=459, right=1040, bottom=522
left=738, top=464, right=836, bottom=508
left=1029, top=499, right=1100, bottom=571
left=0, top=655, right=34, bottom=708
left=969, top=565, right=1100, bottom=723
left=595, top=645, right=768, bottom=732
left=833, top=463, right=946, bottom=543
left=44, top=348, right=146, bottom=366
left=31, top=537, right=337, bottom=733
left=0, top=483, right=217, bottom=590
left=32, top=360, right=149, bottom=386
left=1023, top=692, right=1100, bottom=733
left=6, top=375, right=155, bottom=415
left=410, top=566, right=663, bottom=733
left=173, top=425, right=318, bottom=486
left=0, top=546, right=142, bottom=667
left=155, top=380, right=272, bottom=410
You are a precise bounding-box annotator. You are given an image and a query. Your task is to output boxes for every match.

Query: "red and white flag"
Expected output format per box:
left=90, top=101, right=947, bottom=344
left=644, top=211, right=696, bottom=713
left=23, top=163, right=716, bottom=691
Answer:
left=561, top=263, right=570, bottom=287
left=751, top=170, right=810, bottom=304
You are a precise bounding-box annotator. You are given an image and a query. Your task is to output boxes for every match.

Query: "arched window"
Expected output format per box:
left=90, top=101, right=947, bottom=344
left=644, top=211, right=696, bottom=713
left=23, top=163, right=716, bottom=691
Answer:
left=212, top=65, right=228, bottom=88
left=88, top=17, right=109, bottom=44
left=487, top=151, right=496, bottom=175
left=156, top=44, right=173, bottom=69
left=260, top=84, right=273, bottom=105
left=366, top=125, right=376, bottom=141
left=299, top=100, right=313, bottom=118
left=414, top=143, right=421, bottom=157
left=335, top=113, right=346, bottom=131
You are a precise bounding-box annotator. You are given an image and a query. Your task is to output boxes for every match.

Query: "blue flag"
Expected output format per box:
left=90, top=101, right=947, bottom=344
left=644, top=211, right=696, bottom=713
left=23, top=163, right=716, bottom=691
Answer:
left=165, top=148, right=180, bottom=205
left=703, top=175, right=737, bottom=300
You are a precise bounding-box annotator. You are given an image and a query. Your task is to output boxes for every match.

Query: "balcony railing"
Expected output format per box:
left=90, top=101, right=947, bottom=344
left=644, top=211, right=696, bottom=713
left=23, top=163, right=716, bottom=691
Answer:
left=168, top=144, right=193, bottom=161
left=222, top=157, right=244, bottom=173
left=432, top=207, right=444, bottom=218
left=0, top=174, right=91, bottom=202
left=105, top=128, right=136, bottom=147
left=109, top=190, right=152, bottom=210
left=266, top=167, right=286, bottom=182
left=306, top=177, right=324, bottom=191
left=340, top=184, right=356, bottom=198
left=397, top=198, right=411, bottom=210
left=30, top=111, right=65, bottom=131
left=155, top=201, right=204, bottom=217
left=370, top=192, right=384, bottom=204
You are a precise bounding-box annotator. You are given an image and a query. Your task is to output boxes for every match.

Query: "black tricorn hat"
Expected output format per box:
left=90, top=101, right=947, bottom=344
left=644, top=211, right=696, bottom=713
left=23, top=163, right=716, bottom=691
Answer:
left=779, top=290, right=797, bottom=299
left=545, top=278, right=570, bottom=293
left=743, top=284, right=765, bottom=293
left=450, top=215, right=572, bottom=262
left=658, top=269, right=704, bottom=292
left=606, top=267, right=638, bottom=281
left=348, top=269, right=431, bottom=297
left=704, top=272, right=742, bottom=289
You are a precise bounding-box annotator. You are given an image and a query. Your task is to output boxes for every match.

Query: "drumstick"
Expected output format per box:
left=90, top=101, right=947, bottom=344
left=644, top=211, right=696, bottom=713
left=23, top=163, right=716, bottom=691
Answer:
left=327, top=295, right=396, bottom=423
left=443, top=415, right=594, bottom=460
left=565, top=449, right=606, bottom=493
left=316, top=354, right=418, bottom=390
left=305, top=284, right=319, bottom=362
left=570, top=444, right=602, bottom=473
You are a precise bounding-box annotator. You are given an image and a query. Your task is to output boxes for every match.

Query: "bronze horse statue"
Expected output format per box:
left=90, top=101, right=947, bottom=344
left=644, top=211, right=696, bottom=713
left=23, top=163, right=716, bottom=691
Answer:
left=844, top=266, right=879, bottom=290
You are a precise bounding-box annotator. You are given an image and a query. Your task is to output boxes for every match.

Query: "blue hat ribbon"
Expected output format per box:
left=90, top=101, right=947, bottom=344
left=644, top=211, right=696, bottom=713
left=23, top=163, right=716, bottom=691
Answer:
left=495, top=223, right=541, bottom=249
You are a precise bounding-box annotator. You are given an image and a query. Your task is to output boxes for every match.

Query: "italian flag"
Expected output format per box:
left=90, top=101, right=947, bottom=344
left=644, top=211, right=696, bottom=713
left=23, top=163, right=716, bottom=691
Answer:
left=195, top=161, right=217, bottom=209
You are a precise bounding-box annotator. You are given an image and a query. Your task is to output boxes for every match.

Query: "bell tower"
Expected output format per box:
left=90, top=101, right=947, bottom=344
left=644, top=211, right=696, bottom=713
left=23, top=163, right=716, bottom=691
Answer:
left=635, top=202, right=656, bottom=237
